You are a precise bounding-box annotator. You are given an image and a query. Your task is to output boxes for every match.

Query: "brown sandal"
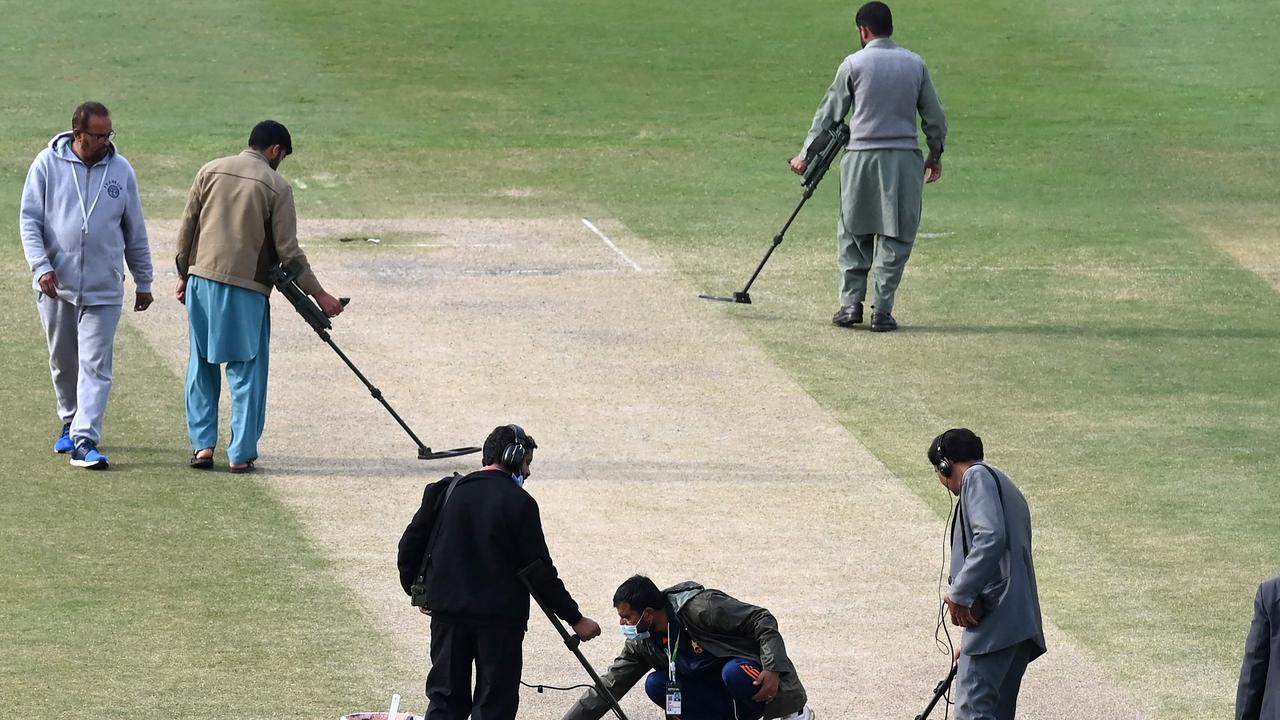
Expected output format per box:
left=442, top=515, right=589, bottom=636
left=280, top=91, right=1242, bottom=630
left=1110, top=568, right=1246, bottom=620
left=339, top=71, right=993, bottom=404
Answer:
left=229, top=459, right=255, bottom=474
left=190, top=448, right=214, bottom=470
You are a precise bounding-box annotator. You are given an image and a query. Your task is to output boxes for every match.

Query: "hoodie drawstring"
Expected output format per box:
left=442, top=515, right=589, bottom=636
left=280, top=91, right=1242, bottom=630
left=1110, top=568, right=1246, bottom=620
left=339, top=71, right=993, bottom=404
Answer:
left=71, top=155, right=110, bottom=235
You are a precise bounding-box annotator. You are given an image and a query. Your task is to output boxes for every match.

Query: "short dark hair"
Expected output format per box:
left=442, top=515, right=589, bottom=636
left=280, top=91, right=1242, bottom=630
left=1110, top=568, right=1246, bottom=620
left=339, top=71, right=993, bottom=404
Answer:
left=482, top=424, right=538, bottom=467
left=248, top=120, right=293, bottom=155
left=72, top=102, right=110, bottom=132
left=928, top=428, right=984, bottom=467
left=613, top=575, right=665, bottom=612
left=855, top=2, right=894, bottom=37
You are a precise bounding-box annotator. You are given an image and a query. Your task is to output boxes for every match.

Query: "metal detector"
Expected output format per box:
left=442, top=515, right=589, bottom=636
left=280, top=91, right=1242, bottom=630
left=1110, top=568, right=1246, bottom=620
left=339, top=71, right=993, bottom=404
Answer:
left=518, top=560, right=630, bottom=720
left=699, top=120, right=850, bottom=305
left=914, top=664, right=957, bottom=720
left=268, top=261, right=481, bottom=461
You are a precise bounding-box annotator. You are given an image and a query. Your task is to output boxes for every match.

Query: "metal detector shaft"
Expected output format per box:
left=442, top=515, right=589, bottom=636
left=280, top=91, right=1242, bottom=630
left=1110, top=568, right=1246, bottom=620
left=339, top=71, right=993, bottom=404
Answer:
left=736, top=188, right=814, bottom=299
left=699, top=120, right=848, bottom=305
left=519, top=562, right=629, bottom=720
left=316, top=331, right=432, bottom=452
left=914, top=664, right=957, bottom=720
left=268, top=261, right=480, bottom=461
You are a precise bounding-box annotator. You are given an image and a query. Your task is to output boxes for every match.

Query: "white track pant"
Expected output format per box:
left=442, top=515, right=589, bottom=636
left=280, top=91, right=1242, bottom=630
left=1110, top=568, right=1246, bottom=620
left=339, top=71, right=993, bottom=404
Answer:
left=36, top=293, right=122, bottom=447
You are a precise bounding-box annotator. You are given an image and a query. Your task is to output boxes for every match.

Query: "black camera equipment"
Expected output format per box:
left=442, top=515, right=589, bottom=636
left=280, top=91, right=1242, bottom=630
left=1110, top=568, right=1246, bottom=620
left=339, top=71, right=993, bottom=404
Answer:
left=268, top=261, right=481, bottom=461
left=699, top=120, right=850, bottom=304
left=518, top=560, right=630, bottom=720
left=914, top=664, right=957, bottom=720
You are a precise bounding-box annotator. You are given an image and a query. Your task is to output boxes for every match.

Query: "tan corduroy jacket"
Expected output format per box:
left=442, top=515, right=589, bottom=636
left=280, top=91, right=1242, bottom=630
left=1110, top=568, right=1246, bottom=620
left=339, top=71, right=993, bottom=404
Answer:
left=175, top=149, right=321, bottom=296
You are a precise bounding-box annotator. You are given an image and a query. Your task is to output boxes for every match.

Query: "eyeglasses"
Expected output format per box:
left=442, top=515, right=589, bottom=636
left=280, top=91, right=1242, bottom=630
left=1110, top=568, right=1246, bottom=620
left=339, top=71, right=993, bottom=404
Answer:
left=84, top=130, right=116, bottom=142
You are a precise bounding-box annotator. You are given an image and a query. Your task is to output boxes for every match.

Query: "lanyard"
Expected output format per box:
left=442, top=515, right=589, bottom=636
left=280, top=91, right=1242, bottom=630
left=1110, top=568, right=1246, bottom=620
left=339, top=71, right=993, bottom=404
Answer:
left=666, top=628, right=682, bottom=680
left=71, top=156, right=110, bottom=234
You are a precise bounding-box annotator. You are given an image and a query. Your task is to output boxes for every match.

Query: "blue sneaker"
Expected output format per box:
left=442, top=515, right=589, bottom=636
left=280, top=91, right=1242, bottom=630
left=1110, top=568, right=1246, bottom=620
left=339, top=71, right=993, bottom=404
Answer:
left=54, top=424, right=74, bottom=454
left=70, top=441, right=109, bottom=470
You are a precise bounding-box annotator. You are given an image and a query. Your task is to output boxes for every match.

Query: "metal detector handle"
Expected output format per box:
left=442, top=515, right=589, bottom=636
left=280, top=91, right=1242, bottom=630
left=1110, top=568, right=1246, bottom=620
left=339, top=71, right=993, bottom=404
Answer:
left=518, top=561, right=630, bottom=720
left=914, top=664, right=958, bottom=720
left=268, top=261, right=332, bottom=335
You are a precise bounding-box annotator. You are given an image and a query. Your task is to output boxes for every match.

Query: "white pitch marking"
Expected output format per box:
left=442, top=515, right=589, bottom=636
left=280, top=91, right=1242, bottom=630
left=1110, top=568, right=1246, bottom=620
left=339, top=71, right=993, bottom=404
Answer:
left=582, top=218, right=642, bottom=273
left=918, top=232, right=954, bottom=238
left=403, top=242, right=509, bottom=248
left=455, top=267, right=623, bottom=277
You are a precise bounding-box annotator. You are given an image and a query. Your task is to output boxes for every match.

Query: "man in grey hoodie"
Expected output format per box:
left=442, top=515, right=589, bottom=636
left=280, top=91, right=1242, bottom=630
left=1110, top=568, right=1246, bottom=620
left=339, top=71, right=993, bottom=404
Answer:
left=19, top=101, right=154, bottom=470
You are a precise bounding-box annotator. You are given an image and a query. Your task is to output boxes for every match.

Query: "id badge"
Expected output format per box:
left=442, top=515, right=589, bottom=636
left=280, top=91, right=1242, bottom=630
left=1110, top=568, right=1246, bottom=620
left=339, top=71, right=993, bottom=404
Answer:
left=666, top=683, right=682, bottom=716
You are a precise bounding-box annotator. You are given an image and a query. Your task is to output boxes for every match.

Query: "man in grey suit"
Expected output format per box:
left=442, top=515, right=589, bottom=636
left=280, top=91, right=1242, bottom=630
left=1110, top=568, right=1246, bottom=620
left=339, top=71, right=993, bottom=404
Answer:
left=1237, top=576, right=1280, bottom=720
left=929, top=429, right=1046, bottom=720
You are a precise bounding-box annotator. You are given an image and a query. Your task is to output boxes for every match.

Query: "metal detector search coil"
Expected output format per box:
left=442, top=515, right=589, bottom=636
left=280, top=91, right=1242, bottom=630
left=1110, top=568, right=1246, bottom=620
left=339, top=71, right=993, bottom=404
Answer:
left=269, top=261, right=481, bottom=462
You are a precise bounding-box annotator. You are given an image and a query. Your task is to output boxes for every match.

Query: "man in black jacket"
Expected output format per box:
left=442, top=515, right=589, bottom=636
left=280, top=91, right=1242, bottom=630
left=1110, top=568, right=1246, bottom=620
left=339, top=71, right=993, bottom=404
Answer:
left=398, top=424, right=602, bottom=720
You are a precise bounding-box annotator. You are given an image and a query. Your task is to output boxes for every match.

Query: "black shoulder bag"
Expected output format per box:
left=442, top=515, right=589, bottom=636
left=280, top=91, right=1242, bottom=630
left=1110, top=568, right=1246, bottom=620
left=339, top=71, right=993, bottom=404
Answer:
left=410, top=472, right=466, bottom=608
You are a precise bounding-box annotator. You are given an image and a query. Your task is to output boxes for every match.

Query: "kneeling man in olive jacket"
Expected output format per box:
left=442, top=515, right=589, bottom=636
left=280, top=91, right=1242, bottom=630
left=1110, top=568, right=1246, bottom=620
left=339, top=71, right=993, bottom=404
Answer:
left=562, top=576, right=814, bottom=720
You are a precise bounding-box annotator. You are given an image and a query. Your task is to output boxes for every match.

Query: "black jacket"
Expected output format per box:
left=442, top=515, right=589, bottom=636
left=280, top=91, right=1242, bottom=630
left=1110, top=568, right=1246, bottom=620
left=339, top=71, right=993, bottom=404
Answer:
left=397, top=469, right=582, bottom=629
left=1238, top=576, right=1280, bottom=720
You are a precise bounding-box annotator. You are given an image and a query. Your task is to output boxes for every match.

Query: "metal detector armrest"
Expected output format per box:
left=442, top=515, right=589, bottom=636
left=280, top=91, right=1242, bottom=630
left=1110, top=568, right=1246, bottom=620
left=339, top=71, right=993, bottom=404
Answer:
left=801, top=121, right=851, bottom=192
left=269, top=261, right=331, bottom=335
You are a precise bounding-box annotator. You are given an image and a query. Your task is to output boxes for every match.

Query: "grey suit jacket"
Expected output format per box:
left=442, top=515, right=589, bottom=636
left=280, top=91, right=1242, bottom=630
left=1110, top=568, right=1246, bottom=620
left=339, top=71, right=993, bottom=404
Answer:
left=1237, top=576, right=1280, bottom=720
left=949, top=463, right=1047, bottom=657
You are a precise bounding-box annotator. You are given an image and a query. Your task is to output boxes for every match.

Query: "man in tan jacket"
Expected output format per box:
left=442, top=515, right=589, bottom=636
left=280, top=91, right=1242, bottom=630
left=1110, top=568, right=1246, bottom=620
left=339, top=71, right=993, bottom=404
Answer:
left=175, top=120, right=343, bottom=473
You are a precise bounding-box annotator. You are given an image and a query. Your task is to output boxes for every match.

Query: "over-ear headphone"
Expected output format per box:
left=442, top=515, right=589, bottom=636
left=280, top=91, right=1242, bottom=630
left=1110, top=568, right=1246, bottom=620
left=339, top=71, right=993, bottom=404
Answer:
left=501, top=424, right=528, bottom=471
left=934, top=433, right=954, bottom=479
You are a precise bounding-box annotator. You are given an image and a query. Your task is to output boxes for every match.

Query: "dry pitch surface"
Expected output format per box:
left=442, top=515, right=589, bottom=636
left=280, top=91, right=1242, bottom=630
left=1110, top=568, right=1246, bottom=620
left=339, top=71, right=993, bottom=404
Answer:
left=132, top=218, right=1145, bottom=719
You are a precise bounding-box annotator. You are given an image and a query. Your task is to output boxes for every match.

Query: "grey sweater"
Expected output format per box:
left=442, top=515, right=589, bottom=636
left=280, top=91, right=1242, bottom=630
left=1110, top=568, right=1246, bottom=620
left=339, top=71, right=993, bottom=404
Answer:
left=801, top=37, right=947, bottom=160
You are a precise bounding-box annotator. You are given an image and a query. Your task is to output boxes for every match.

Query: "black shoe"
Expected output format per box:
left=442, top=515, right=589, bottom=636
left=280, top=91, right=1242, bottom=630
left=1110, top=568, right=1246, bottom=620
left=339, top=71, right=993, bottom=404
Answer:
left=832, top=303, right=864, bottom=327
left=870, top=312, right=898, bottom=332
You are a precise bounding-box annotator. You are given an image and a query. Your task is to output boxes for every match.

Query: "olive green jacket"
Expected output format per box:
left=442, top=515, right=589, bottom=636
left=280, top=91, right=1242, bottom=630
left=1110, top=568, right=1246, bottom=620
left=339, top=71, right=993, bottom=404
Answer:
left=561, top=582, right=807, bottom=720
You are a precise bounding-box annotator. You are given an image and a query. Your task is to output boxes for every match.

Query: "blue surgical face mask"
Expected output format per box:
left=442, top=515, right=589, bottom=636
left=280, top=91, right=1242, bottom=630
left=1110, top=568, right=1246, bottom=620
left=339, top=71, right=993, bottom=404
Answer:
left=511, top=474, right=525, bottom=487
left=621, top=612, right=651, bottom=641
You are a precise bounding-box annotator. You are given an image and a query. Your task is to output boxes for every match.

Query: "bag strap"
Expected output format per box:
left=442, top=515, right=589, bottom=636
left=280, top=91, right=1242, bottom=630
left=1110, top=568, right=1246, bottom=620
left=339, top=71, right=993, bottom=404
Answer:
left=415, top=472, right=465, bottom=581
left=953, top=463, right=1005, bottom=558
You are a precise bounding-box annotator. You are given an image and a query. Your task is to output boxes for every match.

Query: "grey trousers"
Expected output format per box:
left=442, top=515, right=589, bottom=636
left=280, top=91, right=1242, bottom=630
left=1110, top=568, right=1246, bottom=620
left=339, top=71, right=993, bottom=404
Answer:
left=36, top=294, right=122, bottom=446
left=954, top=640, right=1038, bottom=720
left=837, top=232, right=915, bottom=313
left=836, top=148, right=923, bottom=314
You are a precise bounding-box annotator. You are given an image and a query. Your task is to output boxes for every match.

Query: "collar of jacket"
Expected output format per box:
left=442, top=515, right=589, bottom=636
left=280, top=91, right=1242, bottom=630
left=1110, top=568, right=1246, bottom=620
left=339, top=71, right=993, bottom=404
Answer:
left=664, top=581, right=706, bottom=614
left=864, top=37, right=899, bottom=50
left=466, top=467, right=522, bottom=484
left=240, top=148, right=271, bottom=165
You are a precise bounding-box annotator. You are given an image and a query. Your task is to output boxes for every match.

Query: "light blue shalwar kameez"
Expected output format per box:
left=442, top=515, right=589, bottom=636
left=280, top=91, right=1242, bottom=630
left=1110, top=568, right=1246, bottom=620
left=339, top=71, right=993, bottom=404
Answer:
left=185, top=275, right=270, bottom=465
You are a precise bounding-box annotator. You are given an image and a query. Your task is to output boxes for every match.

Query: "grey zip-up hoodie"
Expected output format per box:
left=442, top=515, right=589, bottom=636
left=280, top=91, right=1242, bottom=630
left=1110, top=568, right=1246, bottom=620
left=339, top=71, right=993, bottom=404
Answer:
left=19, top=132, right=153, bottom=305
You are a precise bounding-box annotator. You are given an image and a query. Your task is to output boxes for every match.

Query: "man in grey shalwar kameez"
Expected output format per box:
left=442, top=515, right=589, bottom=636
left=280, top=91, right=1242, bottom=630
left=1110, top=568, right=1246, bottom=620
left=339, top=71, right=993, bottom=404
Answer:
left=791, top=1, right=947, bottom=331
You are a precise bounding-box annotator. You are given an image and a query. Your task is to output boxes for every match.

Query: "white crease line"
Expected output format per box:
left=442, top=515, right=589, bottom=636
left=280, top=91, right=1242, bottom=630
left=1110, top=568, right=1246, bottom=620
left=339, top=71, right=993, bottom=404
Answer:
left=582, top=218, right=642, bottom=273
left=402, top=243, right=508, bottom=248
left=918, top=232, right=953, bottom=238
left=454, top=267, right=622, bottom=277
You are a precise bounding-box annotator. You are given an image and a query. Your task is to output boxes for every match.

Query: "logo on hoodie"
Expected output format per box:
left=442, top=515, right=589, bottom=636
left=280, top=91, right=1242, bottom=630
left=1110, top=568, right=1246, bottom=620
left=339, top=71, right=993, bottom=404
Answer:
left=106, top=179, right=122, bottom=199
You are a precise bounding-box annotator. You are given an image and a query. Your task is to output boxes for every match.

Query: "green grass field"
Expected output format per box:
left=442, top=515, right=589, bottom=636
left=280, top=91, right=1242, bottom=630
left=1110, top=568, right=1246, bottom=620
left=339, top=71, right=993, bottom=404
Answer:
left=3, top=1, right=1278, bottom=718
